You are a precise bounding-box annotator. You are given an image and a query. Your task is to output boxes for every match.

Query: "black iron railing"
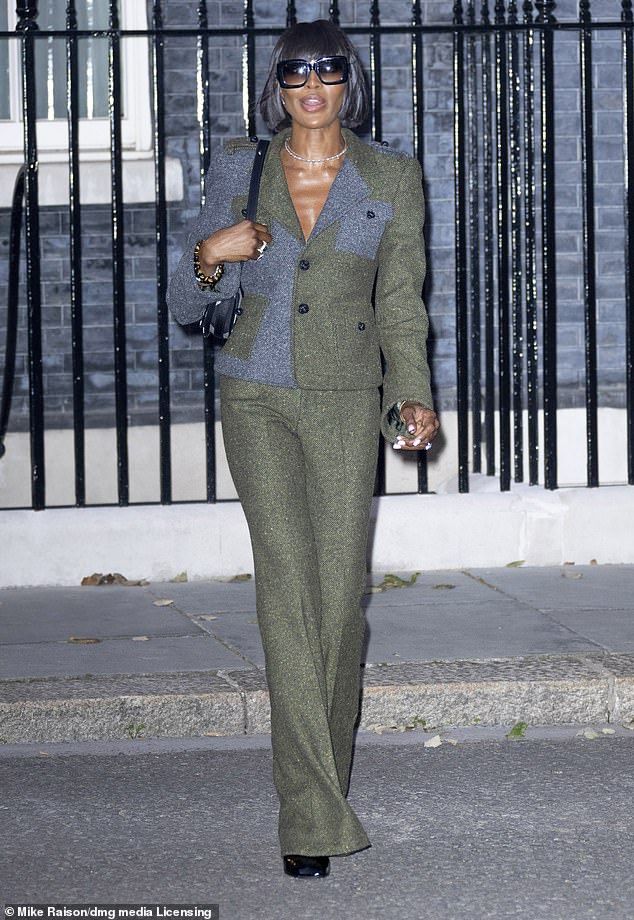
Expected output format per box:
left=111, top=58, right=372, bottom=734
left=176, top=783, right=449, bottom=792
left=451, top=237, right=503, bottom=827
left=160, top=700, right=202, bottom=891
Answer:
left=1, top=0, right=633, bottom=510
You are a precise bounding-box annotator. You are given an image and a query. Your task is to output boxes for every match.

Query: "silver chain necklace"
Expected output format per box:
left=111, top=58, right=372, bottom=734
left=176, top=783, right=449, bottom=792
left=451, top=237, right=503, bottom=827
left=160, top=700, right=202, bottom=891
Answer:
left=284, top=138, right=348, bottom=164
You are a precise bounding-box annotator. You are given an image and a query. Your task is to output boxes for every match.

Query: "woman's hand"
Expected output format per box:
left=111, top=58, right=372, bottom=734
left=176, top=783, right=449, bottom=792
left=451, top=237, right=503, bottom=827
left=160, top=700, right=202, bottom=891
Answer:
left=393, top=403, right=440, bottom=451
left=198, top=220, right=272, bottom=270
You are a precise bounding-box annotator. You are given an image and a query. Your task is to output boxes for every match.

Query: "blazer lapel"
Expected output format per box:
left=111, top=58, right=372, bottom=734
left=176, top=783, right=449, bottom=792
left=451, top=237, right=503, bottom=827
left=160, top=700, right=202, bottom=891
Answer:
left=258, top=130, right=304, bottom=241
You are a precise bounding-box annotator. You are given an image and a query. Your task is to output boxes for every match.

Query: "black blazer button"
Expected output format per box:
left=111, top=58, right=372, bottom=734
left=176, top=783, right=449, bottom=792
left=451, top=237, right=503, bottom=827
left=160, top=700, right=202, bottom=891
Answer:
left=298, top=303, right=309, bottom=314
left=241, top=208, right=248, bottom=217
left=235, top=307, right=243, bottom=315
left=299, top=259, right=310, bottom=271
left=367, top=210, right=375, bottom=219
left=358, top=321, right=366, bottom=331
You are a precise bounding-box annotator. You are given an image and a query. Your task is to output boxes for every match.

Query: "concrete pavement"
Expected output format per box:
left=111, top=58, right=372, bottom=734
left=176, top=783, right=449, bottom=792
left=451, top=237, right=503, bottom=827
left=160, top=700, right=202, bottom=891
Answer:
left=1, top=565, right=634, bottom=744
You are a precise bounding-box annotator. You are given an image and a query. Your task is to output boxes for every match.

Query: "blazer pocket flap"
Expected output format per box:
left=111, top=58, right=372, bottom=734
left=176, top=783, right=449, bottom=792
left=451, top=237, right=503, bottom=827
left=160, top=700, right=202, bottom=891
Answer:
left=335, top=200, right=394, bottom=261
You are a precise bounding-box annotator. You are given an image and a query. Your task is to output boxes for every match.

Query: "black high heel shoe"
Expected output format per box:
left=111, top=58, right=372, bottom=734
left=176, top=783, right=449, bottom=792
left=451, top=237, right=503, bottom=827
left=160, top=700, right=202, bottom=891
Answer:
left=283, top=854, right=330, bottom=878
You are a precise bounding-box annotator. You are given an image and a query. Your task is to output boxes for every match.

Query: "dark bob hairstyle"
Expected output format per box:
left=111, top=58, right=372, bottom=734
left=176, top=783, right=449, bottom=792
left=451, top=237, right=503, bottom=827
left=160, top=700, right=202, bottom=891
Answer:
left=259, top=20, right=370, bottom=132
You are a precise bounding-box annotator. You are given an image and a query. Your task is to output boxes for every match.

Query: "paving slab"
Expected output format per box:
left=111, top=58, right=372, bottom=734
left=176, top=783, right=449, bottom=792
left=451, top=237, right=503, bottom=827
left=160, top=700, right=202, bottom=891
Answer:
left=363, top=601, right=605, bottom=662
left=472, top=564, right=634, bottom=609
left=0, top=584, right=203, bottom=642
left=148, top=579, right=257, bottom=614
left=536, top=606, right=634, bottom=652
left=0, top=634, right=253, bottom=680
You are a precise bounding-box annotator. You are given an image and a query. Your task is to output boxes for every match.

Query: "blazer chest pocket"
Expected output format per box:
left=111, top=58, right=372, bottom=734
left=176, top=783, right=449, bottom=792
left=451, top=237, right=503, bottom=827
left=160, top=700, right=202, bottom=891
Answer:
left=335, top=200, right=393, bottom=262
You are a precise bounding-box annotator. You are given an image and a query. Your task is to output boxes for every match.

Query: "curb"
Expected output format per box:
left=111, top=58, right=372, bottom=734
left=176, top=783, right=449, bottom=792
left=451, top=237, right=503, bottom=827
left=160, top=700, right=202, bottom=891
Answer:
left=1, top=652, right=633, bottom=744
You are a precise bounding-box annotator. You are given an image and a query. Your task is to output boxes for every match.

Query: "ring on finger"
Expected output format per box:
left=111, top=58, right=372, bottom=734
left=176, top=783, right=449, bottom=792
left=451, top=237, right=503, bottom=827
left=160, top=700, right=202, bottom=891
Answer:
left=257, top=241, right=267, bottom=255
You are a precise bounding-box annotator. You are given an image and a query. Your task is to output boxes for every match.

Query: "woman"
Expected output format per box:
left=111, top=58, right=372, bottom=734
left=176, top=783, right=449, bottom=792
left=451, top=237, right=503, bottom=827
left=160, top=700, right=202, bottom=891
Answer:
left=167, top=19, right=439, bottom=879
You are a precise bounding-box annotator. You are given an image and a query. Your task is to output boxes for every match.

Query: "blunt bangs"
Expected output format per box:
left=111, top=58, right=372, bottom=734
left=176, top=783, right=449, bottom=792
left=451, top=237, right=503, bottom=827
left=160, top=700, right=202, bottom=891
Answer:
left=259, top=20, right=370, bottom=132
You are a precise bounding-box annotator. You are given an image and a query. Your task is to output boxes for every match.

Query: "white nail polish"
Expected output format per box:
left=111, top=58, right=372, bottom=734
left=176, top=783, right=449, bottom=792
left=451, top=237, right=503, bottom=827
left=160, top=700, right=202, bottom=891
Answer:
left=412, top=438, right=421, bottom=447
left=393, top=442, right=402, bottom=450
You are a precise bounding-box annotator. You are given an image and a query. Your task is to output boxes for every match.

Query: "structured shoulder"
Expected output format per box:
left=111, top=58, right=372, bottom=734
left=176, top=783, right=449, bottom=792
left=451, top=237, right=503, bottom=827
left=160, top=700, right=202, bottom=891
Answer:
left=367, top=139, right=411, bottom=161
left=224, top=135, right=260, bottom=155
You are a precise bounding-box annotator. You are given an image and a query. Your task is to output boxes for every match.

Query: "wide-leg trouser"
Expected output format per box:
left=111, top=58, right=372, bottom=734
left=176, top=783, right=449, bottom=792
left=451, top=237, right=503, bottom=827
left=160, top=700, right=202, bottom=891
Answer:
left=219, top=376, right=380, bottom=857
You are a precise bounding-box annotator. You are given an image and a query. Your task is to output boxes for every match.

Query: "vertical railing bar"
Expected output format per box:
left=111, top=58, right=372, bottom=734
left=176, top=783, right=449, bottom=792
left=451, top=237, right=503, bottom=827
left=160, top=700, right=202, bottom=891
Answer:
left=152, top=0, right=172, bottom=504
left=286, top=0, right=297, bottom=28
left=481, top=1, right=496, bottom=476
left=17, top=0, right=45, bottom=510
left=495, top=1, right=511, bottom=492
left=508, top=0, right=524, bottom=482
left=622, top=0, right=634, bottom=483
left=108, top=0, right=129, bottom=505
left=370, top=1, right=385, bottom=495
left=523, top=0, right=539, bottom=485
left=242, top=0, right=256, bottom=139
left=329, top=1, right=341, bottom=26
left=454, top=1, right=470, bottom=493
left=537, top=0, right=558, bottom=490
left=466, top=0, right=482, bottom=474
left=369, top=1, right=383, bottom=143
left=0, top=167, right=26, bottom=459
left=411, top=0, right=428, bottom=493
left=579, top=0, right=599, bottom=487
left=197, top=0, right=217, bottom=503
left=66, top=0, right=86, bottom=506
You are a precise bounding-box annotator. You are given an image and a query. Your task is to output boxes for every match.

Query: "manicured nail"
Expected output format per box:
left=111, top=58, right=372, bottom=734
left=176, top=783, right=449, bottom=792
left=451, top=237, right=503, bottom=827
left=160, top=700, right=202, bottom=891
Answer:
left=412, top=438, right=421, bottom=447
left=407, top=424, right=416, bottom=433
left=393, top=441, right=402, bottom=450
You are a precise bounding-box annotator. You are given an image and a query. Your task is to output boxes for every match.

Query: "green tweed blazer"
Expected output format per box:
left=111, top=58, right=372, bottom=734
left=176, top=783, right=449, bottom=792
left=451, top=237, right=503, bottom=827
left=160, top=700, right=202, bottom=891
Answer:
left=167, top=127, right=433, bottom=441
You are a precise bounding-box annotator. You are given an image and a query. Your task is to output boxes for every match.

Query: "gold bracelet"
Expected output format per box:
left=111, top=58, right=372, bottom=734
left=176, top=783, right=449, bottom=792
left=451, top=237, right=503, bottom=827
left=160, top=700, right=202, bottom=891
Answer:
left=193, top=239, right=224, bottom=289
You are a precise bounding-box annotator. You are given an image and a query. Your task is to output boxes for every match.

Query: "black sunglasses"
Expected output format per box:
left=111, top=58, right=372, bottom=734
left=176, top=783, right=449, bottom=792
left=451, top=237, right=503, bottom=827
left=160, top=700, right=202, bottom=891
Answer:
left=276, top=56, right=349, bottom=89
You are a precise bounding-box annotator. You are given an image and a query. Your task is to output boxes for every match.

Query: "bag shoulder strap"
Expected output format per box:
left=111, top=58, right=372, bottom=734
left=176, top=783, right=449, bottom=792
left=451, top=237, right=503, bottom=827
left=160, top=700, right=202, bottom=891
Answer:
left=245, top=139, right=270, bottom=221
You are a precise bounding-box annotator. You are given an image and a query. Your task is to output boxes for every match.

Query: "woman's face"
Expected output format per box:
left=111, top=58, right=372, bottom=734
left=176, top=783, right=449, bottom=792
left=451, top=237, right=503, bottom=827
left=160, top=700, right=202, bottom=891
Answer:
left=279, top=60, right=347, bottom=131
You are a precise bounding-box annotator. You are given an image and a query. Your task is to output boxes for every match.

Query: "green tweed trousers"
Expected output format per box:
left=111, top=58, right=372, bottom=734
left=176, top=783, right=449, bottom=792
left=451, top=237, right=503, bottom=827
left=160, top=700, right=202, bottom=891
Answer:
left=220, top=375, right=380, bottom=857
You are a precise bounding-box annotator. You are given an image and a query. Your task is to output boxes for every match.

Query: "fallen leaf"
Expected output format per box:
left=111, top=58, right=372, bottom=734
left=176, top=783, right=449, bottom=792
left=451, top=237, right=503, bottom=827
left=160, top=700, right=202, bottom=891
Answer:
left=38, top=752, right=50, bottom=757
left=577, top=729, right=602, bottom=740
left=67, top=636, right=101, bottom=644
left=230, top=573, right=252, bottom=582
left=443, top=738, right=458, bottom=746
left=601, top=728, right=616, bottom=735
left=432, top=584, right=455, bottom=590
left=81, top=572, right=148, bottom=587
left=562, top=570, right=583, bottom=579
left=506, top=720, right=528, bottom=739
left=198, top=615, right=218, bottom=621
left=170, top=572, right=188, bottom=582
left=153, top=599, right=174, bottom=607
left=506, top=560, right=525, bottom=568
left=373, top=572, right=421, bottom=592
left=205, top=731, right=225, bottom=737
left=622, top=721, right=634, bottom=731
left=563, top=561, right=576, bottom=566
left=424, top=735, right=443, bottom=748
left=131, top=636, right=150, bottom=641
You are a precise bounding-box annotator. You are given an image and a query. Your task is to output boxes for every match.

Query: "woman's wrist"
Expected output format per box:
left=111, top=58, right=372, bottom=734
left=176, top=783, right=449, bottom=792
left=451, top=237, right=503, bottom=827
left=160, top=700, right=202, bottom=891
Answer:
left=193, top=239, right=224, bottom=290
